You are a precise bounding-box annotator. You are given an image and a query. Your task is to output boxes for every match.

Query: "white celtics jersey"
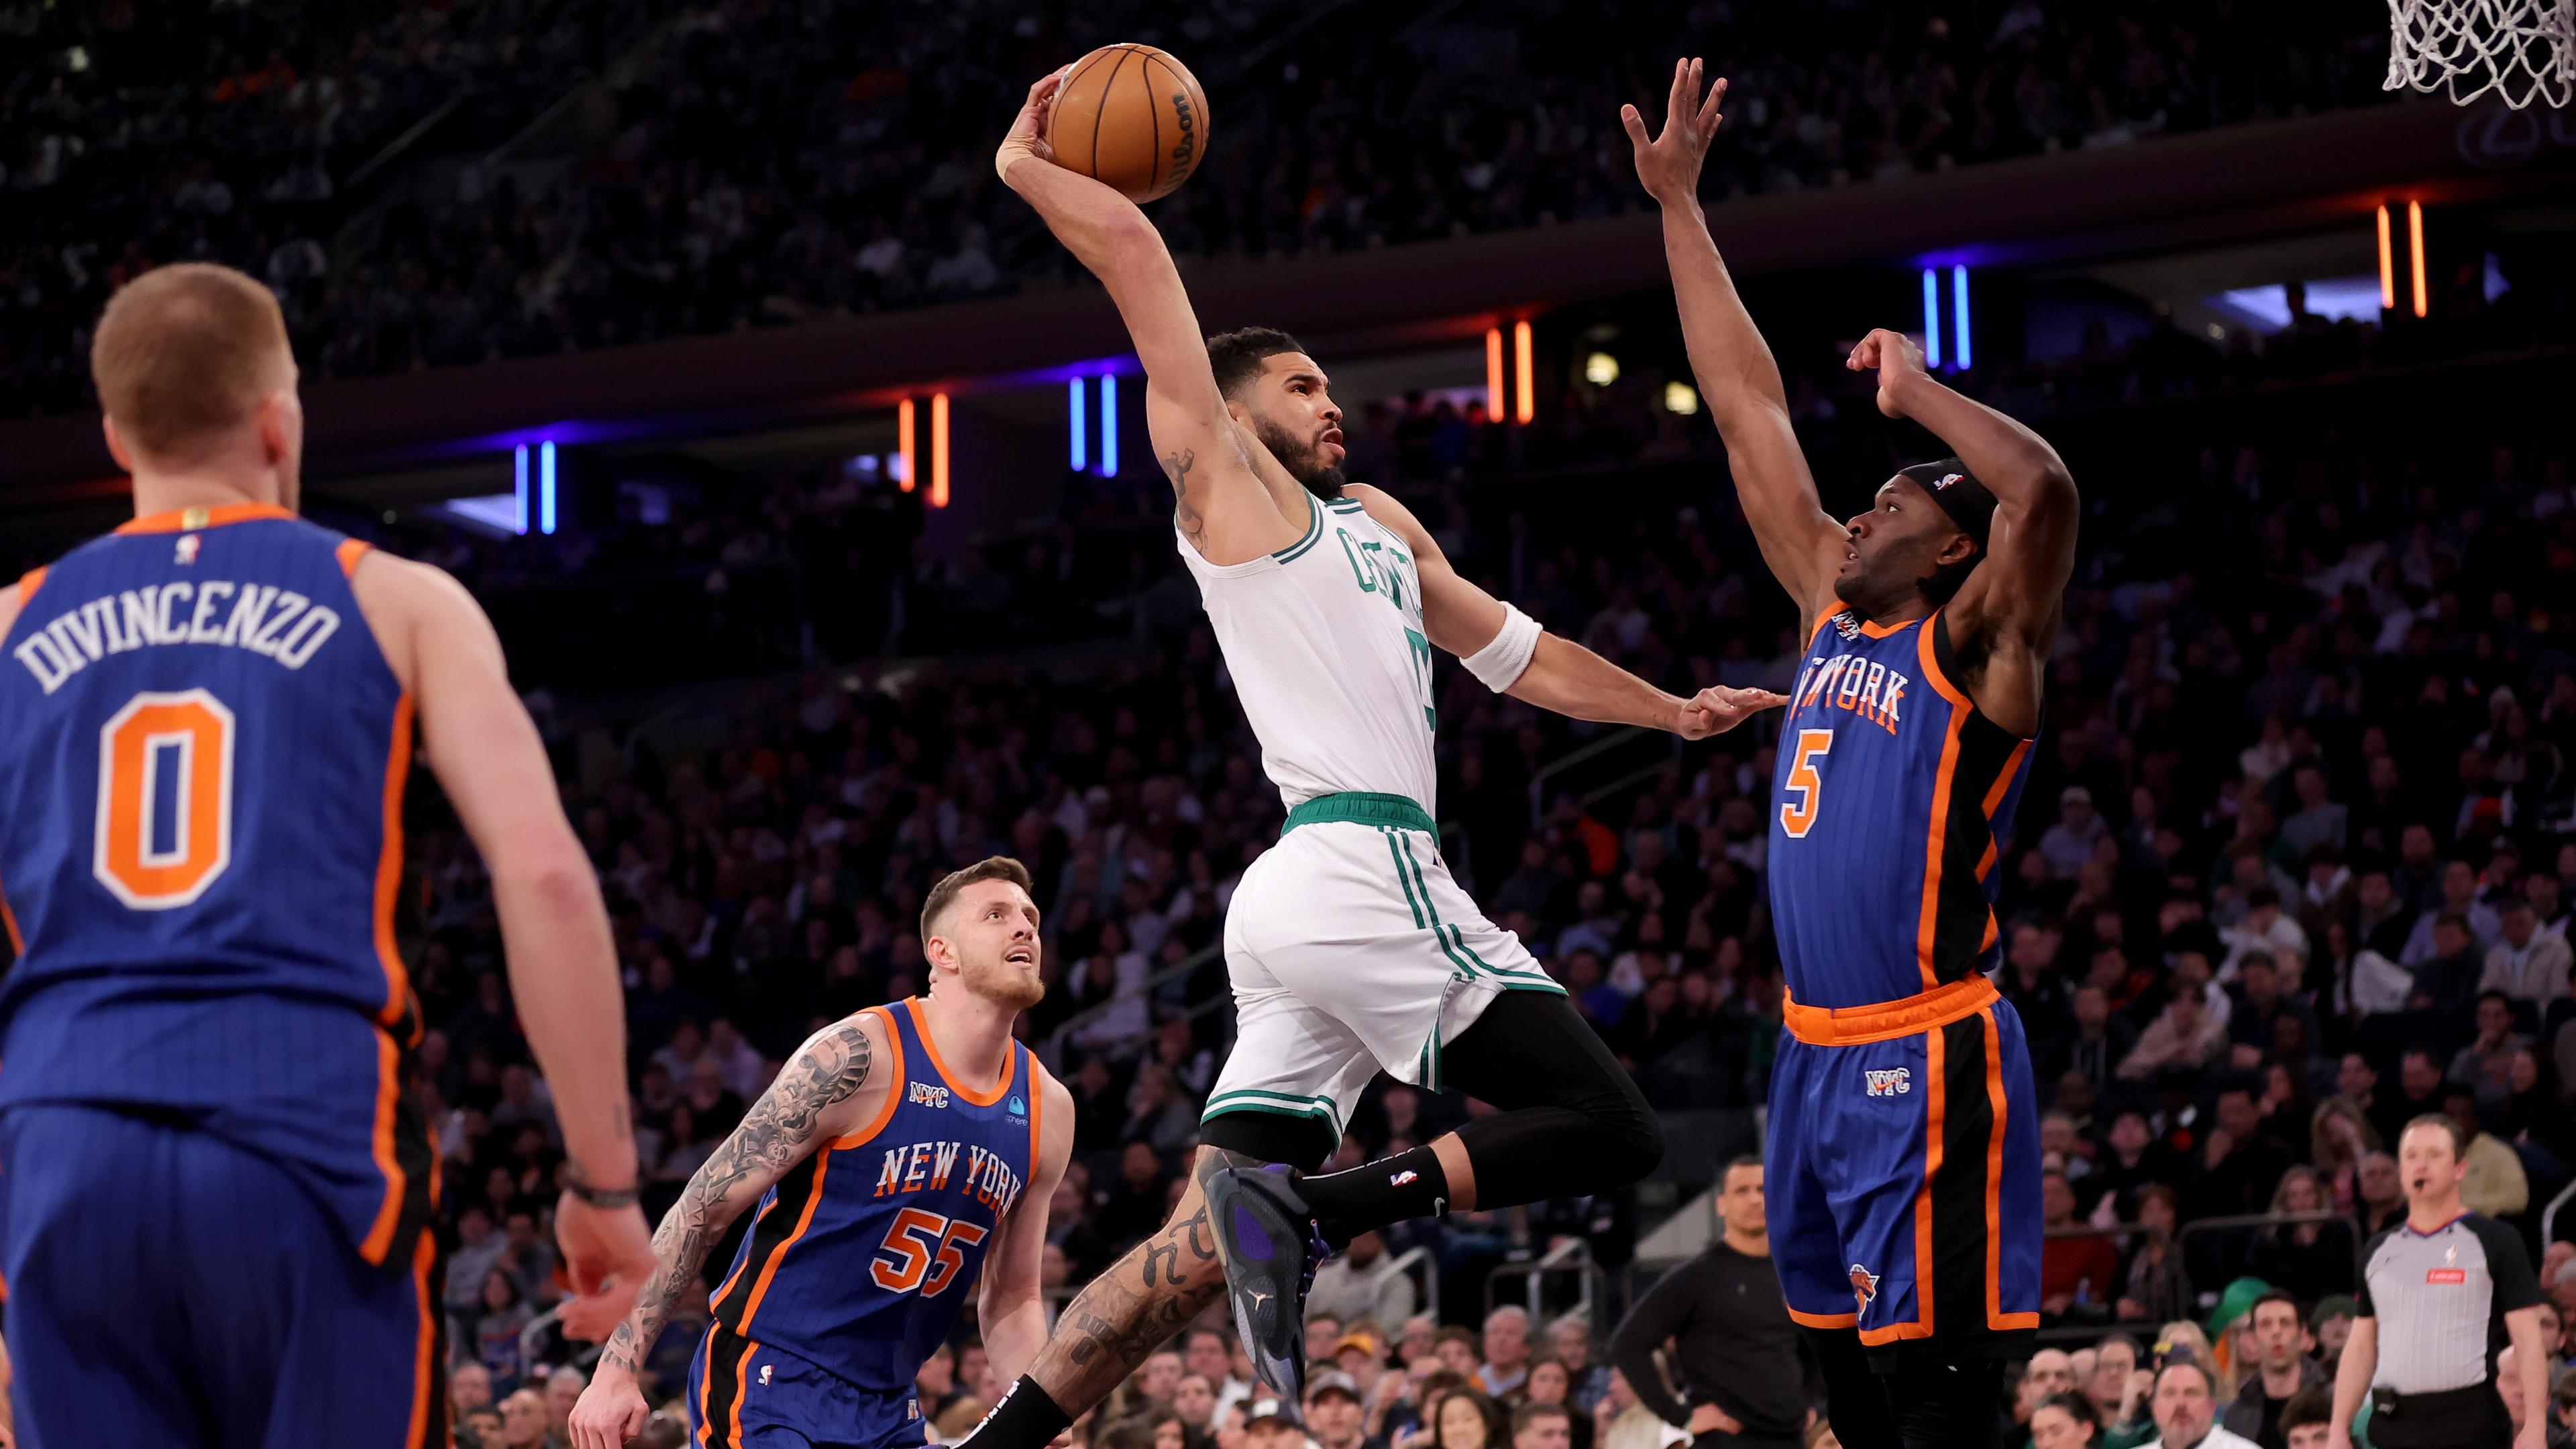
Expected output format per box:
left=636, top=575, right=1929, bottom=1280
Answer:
left=1178, top=490, right=1440, bottom=814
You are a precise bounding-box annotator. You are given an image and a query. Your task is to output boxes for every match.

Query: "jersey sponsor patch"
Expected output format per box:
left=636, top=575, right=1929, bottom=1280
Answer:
left=1864, top=1067, right=1912, bottom=1097
left=2426, top=1267, right=2467, bottom=1283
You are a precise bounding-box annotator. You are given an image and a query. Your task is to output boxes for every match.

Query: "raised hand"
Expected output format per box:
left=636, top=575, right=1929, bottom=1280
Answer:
left=1619, top=58, right=1728, bottom=207
left=1845, top=327, right=1927, bottom=419
left=995, top=70, right=1065, bottom=184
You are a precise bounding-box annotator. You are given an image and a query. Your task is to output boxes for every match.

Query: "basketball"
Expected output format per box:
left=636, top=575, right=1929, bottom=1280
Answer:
left=1045, top=44, right=1210, bottom=204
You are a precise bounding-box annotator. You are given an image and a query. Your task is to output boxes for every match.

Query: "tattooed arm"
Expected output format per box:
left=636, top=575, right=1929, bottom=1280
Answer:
left=991, top=72, right=1303, bottom=566
left=977, top=1070, right=1077, bottom=1386
left=568, top=1013, right=891, bottom=1449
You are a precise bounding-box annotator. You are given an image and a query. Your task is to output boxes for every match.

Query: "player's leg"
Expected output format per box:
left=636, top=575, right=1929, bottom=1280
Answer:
left=0, top=1104, right=210, bottom=1447
left=1196, top=827, right=1663, bottom=1397
left=1762, top=1036, right=1904, bottom=1449
left=1831, top=1005, right=2035, bottom=1449
left=959, top=910, right=1377, bottom=1449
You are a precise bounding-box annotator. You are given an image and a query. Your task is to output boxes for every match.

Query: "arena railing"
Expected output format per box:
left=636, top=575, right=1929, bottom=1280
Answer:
left=1485, top=1236, right=1600, bottom=1329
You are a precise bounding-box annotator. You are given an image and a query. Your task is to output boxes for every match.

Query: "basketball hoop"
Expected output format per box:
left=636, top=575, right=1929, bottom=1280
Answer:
left=2385, top=0, right=2576, bottom=110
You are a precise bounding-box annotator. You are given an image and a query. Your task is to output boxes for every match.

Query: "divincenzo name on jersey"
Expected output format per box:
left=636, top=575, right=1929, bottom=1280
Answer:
left=11, top=580, right=344, bottom=695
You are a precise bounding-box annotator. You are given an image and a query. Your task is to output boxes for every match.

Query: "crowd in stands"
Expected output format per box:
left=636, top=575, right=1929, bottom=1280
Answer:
left=2, top=0, right=2397, bottom=418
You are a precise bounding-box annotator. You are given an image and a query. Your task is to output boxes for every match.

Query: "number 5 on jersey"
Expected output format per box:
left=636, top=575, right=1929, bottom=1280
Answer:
left=870, top=1208, right=987, bottom=1297
left=95, top=689, right=237, bottom=909
left=1779, top=729, right=1832, bottom=839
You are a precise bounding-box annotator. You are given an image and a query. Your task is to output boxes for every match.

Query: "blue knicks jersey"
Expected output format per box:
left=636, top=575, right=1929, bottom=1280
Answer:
left=0, top=502, right=432, bottom=1267
left=1766, top=607, right=2036, bottom=1010
left=707, top=998, right=1035, bottom=1397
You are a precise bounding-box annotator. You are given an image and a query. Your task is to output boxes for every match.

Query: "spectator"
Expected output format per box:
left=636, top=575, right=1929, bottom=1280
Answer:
left=2035, top=1391, right=2107, bottom=1449
left=474, top=1270, right=535, bottom=1391
left=1307, top=1372, right=1379, bottom=1449
left=2043, top=1169, right=2121, bottom=1318
left=2483, top=898, right=2572, bottom=1008
left=2273, top=1387, right=2332, bottom=1449
left=1511, top=1403, right=1574, bottom=1449
left=2449, top=992, right=2532, bottom=1109
left=499, top=1387, right=549, bottom=1448
left=1519, top=1358, right=1594, bottom=1449
left=2442, top=1092, right=2532, bottom=1217
left=1436, top=1391, right=1510, bottom=1449
left=2243, top=1168, right=2355, bottom=1305
left=452, top=1361, right=496, bottom=1421
left=1546, top=1316, right=1611, bottom=1415
left=2044, top=788, right=2111, bottom=879
left=1477, top=1308, right=1532, bottom=1398
left=2121, top=981, right=2229, bottom=1079
left=1310, top=1232, right=1417, bottom=1331
left=2220, top=1291, right=2326, bottom=1449
left=2144, top=1358, right=2258, bottom=1449
left=1607, top=1157, right=1809, bottom=1449
left=2018, top=1353, right=2082, bottom=1443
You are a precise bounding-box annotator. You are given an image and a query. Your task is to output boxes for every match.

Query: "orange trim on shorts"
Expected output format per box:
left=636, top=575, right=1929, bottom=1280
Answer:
left=904, top=996, right=1014, bottom=1106
left=828, top=1006, right=904, bottom=1148
left=1786, top=1306, right=1858, bottom=1329
left=115, top=501, right=297, bottom=534
left=359, top=1028, right=408, bottom=1265
left=337, top=537, right=374, bottom=578
left=1780, top=976, right=1998, bottom=1046
left=12, top=566, right=45, bottom=610
left=739, top=1151, right=835, bottom=1332
left=728, top=1336, right=759, bottom=1446
left=1981, top=1010, right=2038, bottom=1332
left=374, top=694, right=417, bottom=1026
left=406, top=1229, right=439, bottom=1449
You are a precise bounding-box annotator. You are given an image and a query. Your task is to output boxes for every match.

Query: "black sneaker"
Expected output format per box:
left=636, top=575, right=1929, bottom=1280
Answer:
left=1200, top=1161, right=1327, bottom=1399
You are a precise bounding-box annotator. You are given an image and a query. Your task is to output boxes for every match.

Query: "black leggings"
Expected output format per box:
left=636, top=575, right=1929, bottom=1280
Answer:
left=1801, top=1324, right=2006, bottom=1449
left=1201, top=991, right=1663, bottom=1205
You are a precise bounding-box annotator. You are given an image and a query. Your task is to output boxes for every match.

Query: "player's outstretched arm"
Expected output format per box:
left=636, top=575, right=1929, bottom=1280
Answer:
left=1847, top=327, right=2076, bottom=734
left=976, top=1070, right=1077, bottom=1386
left=570, top=1013, right=894, bottom=1449
left=1349, top=484, right=1785, bottom=739
left=996, top=73, right=1293, bottom=564
left=1623, top=61, right=1845, bottom=619
left=352, top=553, right=654, bottom=1336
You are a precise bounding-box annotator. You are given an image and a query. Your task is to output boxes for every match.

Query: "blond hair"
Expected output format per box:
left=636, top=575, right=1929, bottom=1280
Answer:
left=90, top=263, right=292, bottom=459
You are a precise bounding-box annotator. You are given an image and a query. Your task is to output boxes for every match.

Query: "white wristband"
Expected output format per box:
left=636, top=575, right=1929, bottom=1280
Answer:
left=1462, top=603, right=1543, bottom=692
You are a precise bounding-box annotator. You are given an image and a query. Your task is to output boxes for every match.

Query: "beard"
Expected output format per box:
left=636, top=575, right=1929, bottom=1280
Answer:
left=1249, top=413, right=1348, bottom=498
left=960, top=953, right=1046, bottom=1012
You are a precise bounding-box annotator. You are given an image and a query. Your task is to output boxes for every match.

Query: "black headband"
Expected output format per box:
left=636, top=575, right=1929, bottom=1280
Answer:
left=1898, top=458, right=1996, bottom=551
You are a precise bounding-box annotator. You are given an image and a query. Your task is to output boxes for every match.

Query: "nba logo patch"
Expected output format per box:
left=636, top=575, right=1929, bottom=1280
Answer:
left=174, top=534, right=201, bottom=566
left=759, top=1364, right=773, bottom=1387
left=1932, top=472, right=1964, bottom=490
left=1864, top=1067, right=1911, bottom=1097
left=1008, top=1093, right=1028, bottom=1120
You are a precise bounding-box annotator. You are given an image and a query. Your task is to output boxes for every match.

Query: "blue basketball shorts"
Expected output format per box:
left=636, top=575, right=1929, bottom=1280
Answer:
left=0, top=1102, right=443, bottom=1448
left=1764, top=977, right=2043, bottom=1362
left=688, top=1324, right=930, bottom=1449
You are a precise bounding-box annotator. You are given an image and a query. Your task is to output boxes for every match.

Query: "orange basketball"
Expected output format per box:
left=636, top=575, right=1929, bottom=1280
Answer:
left=1045, top=44, right=1210, bottom=204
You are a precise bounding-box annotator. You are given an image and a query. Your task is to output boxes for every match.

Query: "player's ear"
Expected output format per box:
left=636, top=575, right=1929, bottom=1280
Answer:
left=101, top=415, right=136, bottom=472
left=1222, top=396, right=1250, bottom=426
left=1937, top=531, right=1978, bottom=568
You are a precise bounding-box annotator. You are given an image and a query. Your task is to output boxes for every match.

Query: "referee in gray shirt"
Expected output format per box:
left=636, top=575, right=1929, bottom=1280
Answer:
left=2328, top=1115, right=2549, bottom=1449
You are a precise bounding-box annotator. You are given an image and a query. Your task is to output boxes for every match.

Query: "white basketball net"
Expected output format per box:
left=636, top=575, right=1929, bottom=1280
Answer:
left=2385, top=0, right=2576, bottom=109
